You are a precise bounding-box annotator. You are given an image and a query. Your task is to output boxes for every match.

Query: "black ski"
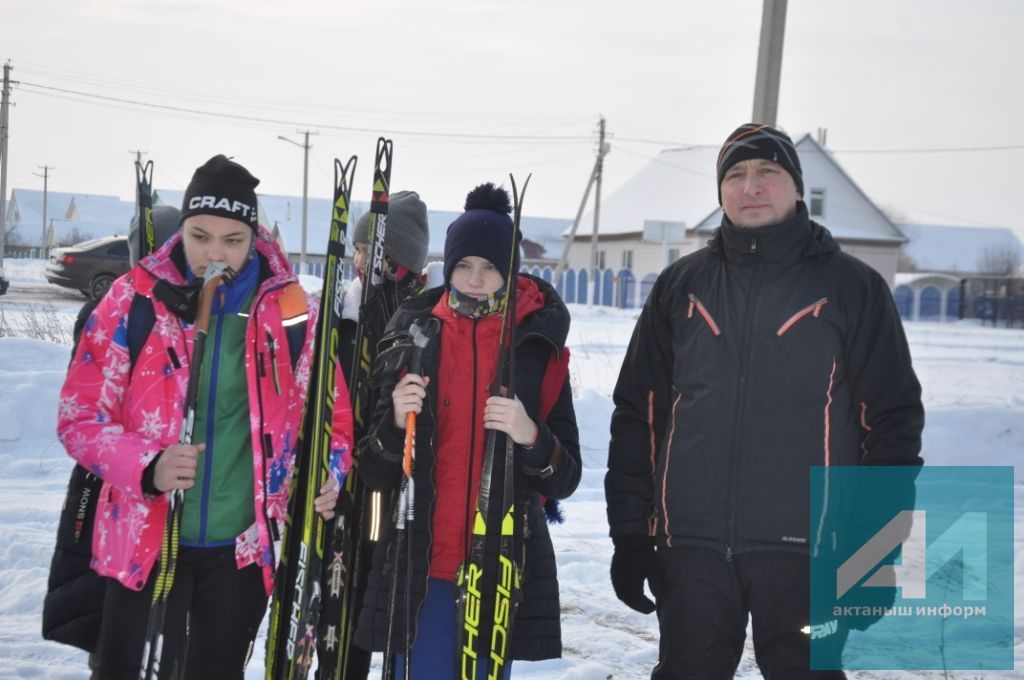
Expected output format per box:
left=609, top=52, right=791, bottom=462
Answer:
left=315, top=137, right=394, bottom=680
left=265, top=155, right=358, bottom=680
left=351, top=137, right=395, bottom=431
left=135, top=160, right=155, bottom=259
left=454, top=175, right=530, bottom=680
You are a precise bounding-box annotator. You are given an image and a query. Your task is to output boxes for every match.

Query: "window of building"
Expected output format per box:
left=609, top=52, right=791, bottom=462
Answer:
left=810, top=188, right=826, bottom=217
left=622, top=250, right=633, bottom=269
left=667, top=248, right=680, bottom=265
left=596, top=250, right=606, bottom=270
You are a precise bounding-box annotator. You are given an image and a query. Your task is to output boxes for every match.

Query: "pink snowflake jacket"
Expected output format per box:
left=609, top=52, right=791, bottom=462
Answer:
left=57, top=229, right=353, bottom=596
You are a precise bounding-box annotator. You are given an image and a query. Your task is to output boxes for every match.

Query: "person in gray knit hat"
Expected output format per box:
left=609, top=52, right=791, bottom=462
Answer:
left=341, top=189, right=431, bottom=375
left=336, top=188, right=433, bottom=679
left=341, top=189, right=432, bottom=368
left=351, top=190, right=430, bottom=278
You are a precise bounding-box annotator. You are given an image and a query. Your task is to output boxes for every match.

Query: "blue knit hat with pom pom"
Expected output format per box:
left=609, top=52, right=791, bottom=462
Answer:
left=443, top=183, right=517, bottom=284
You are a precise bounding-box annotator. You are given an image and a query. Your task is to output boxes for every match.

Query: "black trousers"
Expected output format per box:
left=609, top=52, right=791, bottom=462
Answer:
left=651, top=547, right=847, bottom=680
left=94, top=546, right=267, bottom=680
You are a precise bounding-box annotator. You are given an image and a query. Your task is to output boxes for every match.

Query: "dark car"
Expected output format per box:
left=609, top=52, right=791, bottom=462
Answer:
left=46, top=235, right=131, bottom=301
left=0, top=270, right=8, bottom=296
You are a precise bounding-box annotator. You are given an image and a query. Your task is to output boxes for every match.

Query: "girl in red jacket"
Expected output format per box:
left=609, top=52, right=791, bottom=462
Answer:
left=353, top=183, right=581, bottom=678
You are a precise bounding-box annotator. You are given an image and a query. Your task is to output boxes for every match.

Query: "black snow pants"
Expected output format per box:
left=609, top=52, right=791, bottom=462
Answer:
left=93, top=545, right=266, bottom=680
left=651, top=547, right=847, bottom=680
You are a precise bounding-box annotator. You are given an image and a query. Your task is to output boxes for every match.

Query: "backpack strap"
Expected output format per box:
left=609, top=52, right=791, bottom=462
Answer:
left=127, top=294, right=155, bottom=372
left=72, top=294, right=156, bottom=374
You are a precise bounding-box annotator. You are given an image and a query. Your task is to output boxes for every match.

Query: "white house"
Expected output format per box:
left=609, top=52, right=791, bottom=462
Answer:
left=562, top=134, right=908, bottom=307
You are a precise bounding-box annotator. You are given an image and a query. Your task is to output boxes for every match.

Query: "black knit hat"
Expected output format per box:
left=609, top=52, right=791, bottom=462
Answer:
left=443, top=183, right=516, bottom=285
left=716, top=124, right=803, bottom=203
left=180, top=155, right=260, bottom=230
left=352, top=190, right=430, bottom=272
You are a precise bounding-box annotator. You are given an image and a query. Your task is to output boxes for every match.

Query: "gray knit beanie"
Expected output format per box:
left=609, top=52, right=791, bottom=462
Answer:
left=352, top=190, right=430, bottom=272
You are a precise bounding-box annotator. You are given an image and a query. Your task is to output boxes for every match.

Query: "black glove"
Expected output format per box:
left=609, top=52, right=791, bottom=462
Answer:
left=610, top=535, right=659, bottom=614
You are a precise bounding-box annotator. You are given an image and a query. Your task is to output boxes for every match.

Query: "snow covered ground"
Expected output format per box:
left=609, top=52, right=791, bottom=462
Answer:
left=0, top=261, right=1020, bottom=678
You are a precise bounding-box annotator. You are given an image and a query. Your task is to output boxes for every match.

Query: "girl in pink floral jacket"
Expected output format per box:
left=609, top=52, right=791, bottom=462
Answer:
left=57, top=155, right=352, bottom=679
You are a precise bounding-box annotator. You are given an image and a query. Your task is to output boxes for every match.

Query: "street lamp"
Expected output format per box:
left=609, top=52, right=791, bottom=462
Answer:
left=278, top=130, right=317, bottom=273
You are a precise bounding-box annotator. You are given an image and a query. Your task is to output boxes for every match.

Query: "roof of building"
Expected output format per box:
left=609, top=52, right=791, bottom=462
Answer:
left=575, top=134, right=907, bottom=244
left=5, top=189, right=135, bottom=246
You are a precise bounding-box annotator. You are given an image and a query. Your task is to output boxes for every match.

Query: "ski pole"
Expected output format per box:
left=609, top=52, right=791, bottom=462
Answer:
left=140, top=260, right=234, bottom=680
left=383, top=317, right=438, bottom=679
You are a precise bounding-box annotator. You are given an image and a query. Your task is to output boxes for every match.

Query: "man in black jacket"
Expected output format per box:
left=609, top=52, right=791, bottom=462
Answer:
left=605, top=123, right=924, bottom=679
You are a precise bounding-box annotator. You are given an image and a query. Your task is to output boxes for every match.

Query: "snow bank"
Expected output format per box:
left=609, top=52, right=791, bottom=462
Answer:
left=0, top=308, right=1020, bottom=678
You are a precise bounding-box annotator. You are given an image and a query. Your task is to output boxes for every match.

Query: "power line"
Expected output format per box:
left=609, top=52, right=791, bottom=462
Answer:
left=17, top=76, right=1022, bottom=156
left=16, top=62, right=592, bottom=127
left=16, top=81, right=595, bottom=144
left=613, top=136, right=716, bottom=148
left=829, top=144, right=1024, bottom=155
left=610, top=135, right=1024, bottom=155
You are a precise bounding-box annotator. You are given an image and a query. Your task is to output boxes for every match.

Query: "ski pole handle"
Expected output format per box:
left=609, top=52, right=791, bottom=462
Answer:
left=401, top=319, right=439, bottom=477
left=403, top=411, right=416, bottom=478
left=401, top=337, right=426, bottom=479
left=194, top=261, right=233, bottom=336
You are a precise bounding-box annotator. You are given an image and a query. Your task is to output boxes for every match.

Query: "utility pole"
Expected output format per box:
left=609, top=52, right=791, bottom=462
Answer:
left=278, top=129, right=316, bottom=273
left=551, top=161, right=598, bottom=287
left=0, top=61, right=12, bottom=266
left=752, top=0, right=788, bottom=127
left=34, top=165, right=53, bottom=258
left=587, top=116, right=609, bottom=305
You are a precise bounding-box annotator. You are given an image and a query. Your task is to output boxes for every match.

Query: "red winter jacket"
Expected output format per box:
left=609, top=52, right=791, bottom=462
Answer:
left=355, top=274, right=581, bottom=661
left=429, top=278, right=545, bottom=579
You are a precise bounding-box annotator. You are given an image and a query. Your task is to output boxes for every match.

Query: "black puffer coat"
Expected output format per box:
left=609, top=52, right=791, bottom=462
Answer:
left=42, top=464, right=104, bottom=651
left=353, top=275, right=580, bottom=661
left=607, top=204, right=923, bottom=557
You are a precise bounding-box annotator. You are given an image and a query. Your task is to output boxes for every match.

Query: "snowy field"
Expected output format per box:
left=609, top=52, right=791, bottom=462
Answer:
left=0, top=260, right=1021, bottom=679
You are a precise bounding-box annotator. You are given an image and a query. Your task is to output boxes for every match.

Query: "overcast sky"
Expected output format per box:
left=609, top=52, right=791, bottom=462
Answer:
left=3, top=0, right=1023, bottom=240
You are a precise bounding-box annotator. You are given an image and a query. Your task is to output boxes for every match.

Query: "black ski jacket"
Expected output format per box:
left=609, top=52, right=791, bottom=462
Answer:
left=606, top=204, right=924, bottom=557
left=353, top=275, right=581, bottom=661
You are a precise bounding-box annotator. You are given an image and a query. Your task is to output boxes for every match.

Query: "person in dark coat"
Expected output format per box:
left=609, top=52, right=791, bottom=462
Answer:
left=43, top=204, right=184, bottom=674
left=353, top=183, right=581, bottom=679
left=335, top=190, right=431, bottom=680
left=605, top=123, right=924, bottom=679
